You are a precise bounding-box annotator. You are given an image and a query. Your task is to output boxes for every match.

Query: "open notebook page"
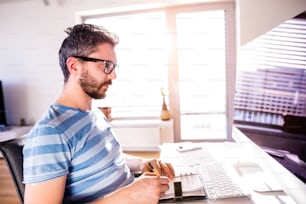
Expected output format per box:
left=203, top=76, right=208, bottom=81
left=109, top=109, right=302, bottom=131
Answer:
left=160, top=173, right=206, bottom=200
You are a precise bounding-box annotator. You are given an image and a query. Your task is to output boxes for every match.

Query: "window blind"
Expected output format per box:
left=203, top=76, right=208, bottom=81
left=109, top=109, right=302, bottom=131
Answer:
left=234, top=13, right=306, bottom=127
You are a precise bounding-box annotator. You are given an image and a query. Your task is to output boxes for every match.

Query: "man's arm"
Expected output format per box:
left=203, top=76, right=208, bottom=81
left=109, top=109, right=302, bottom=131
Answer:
left=24, top=175, right=66, bottom=204
left=90, top=175, right=169, bottom=204
left=24, top=166, right=170, bottom=204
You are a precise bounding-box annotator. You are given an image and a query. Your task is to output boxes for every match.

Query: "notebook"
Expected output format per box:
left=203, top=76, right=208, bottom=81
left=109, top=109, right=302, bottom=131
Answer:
left=160, top=167, right=206, bottom=201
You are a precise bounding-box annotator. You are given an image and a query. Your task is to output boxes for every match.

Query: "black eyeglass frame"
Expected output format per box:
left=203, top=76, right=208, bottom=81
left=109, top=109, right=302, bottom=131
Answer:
left=72, top=55, right=118, bottom=74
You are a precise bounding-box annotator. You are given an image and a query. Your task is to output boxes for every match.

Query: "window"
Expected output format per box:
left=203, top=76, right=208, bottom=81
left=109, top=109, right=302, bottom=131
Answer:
left=81, top=2, right=236, bottom=141
left=234, top=13, right=306, bottom=127
left=176, top=10, right=227, bottom=140
left=86, top=12, right=169, bottom=118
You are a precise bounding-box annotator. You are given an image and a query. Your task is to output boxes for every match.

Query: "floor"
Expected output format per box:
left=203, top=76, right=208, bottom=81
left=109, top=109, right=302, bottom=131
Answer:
left=0, top=151, right=159, bottom=204
left=0, top=159, right=20, bottom=204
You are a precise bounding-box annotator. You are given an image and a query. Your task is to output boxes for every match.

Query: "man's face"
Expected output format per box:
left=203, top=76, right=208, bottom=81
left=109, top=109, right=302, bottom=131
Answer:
left=78, top=43, right=117, bottom=99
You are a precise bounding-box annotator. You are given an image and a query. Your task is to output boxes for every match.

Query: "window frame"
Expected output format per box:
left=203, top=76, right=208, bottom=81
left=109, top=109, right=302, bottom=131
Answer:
left=77, top=2, right=236, bottom=142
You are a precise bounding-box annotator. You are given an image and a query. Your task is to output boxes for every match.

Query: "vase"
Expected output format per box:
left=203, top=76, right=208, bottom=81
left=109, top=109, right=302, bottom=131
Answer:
left=160, top=97, right=171, bottom=121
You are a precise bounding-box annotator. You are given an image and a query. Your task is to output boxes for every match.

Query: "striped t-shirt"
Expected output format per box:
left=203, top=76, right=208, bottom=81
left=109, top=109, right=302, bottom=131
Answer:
left=23, top=104, right=134, bottom=203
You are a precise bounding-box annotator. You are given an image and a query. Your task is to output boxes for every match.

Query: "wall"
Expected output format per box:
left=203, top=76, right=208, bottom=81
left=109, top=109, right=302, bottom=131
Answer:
left=237, top=0, right=306, bottom=46
left=0, top=0, right=184, bottom=125
left=0, top=0, right=304, bottom=125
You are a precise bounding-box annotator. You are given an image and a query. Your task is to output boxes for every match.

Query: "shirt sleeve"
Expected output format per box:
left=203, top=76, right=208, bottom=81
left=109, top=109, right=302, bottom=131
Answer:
left=23, top=124, right=71, bottom=184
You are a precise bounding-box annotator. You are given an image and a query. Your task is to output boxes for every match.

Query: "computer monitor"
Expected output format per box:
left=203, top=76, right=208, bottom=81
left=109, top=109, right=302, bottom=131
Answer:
left=0, top=81, right=8, bottom=129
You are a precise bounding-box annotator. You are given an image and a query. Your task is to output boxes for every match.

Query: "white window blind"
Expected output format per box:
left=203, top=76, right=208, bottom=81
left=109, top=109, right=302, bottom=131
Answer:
left=234, top=14, right=306, bottom=127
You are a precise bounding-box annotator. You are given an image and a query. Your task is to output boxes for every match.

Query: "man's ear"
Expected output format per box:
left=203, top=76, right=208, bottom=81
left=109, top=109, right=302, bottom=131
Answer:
left=66, top=56, right=80, bottom=74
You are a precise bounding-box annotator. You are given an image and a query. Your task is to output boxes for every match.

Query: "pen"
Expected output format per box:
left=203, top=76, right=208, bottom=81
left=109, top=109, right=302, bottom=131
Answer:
left=149, top=162, right=161, bottom=176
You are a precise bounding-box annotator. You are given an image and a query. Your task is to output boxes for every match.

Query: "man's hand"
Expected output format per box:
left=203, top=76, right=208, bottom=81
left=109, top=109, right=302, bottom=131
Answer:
left=142, top=159, right=175, bottom=179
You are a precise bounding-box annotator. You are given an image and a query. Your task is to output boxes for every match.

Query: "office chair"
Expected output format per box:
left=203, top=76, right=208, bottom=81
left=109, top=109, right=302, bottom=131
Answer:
left=0, top=139, right=24, bottom=203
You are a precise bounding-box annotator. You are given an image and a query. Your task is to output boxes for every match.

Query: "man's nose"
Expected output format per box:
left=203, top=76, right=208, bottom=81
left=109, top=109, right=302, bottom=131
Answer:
left=107, top=70, right=117, bottom=80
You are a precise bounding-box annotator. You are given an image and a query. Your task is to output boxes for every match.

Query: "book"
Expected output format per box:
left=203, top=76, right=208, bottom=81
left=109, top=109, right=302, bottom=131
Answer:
left=160, top=173, right=206, bottom=201
left=158, top=143, right=207, bottom=201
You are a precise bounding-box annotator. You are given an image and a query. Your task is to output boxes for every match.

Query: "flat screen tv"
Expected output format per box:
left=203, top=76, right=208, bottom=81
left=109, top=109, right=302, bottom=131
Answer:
left=0, top=80, right=8, bottom=129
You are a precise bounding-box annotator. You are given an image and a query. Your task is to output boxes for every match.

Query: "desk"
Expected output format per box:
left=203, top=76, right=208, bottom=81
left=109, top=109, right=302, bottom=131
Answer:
left=0, top=126, right=32, bottom=158
left=0, top=126, right=32, bottom=143
left=158, top=128, right=306, bottom=204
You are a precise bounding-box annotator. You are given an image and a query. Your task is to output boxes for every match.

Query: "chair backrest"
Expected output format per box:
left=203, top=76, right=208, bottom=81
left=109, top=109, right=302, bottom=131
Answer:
left=0, top=139, right=24, bottom=203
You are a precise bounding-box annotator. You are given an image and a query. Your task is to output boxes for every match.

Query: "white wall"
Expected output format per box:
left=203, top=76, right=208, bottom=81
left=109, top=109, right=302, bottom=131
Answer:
left=237, top=0, right=306, bottom=46
left=0, top=0, right=177, bottom=125
left=0, top=0, right=304, bottom=125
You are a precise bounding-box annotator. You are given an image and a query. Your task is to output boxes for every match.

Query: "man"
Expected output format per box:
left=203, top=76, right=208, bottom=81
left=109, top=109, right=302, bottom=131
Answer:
left=23, top=24, right=175, bottom=204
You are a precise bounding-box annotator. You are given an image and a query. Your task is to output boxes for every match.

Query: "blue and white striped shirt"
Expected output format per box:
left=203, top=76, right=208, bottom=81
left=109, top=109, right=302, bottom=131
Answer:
left=23, top=104, right=134, bottom=203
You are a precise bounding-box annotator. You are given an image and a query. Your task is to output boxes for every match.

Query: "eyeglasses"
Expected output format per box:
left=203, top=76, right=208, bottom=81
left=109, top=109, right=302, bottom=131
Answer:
left=73, top=55, right=119, bottom=74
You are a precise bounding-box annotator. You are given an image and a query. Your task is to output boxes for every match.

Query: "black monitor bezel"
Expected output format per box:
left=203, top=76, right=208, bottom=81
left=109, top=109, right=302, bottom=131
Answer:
left=0, top=80, right=7, bottom=127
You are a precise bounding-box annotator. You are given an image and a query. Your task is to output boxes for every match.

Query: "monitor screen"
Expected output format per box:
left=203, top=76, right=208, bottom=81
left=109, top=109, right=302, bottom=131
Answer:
left=0, top=81, right=7, bottom=128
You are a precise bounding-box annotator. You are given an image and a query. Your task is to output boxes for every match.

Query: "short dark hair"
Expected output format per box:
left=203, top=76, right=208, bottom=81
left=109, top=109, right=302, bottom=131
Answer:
left=58, top=24, right=119, bottom=82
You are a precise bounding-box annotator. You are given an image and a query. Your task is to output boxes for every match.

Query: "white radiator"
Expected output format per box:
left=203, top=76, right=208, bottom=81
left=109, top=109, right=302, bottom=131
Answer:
left=111, top=119, right=174, bottom=151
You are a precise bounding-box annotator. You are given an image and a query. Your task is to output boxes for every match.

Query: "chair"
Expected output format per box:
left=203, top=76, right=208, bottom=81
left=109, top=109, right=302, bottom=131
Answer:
left=0, top=138, right=24, bottom=203
left=0, top=137, right=144, bottom=204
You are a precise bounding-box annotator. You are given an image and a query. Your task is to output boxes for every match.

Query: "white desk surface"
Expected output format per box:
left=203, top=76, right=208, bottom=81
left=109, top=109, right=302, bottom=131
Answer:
left=0, top=126, right=32, bottom=143
left=159, top=128, right=306, bottom=204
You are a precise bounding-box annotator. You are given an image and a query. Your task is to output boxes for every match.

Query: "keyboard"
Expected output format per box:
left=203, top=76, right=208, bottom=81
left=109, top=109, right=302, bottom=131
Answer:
left=195, top=162, right=250, bottom=200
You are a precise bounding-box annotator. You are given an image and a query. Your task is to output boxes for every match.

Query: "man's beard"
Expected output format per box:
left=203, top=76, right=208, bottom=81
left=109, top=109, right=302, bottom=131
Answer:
left=79, top=72, right=112, bottom=99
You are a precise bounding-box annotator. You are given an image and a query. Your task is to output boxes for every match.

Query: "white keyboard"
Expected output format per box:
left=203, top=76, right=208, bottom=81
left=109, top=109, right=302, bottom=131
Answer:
left=196, top=162, right=250, bottom=200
